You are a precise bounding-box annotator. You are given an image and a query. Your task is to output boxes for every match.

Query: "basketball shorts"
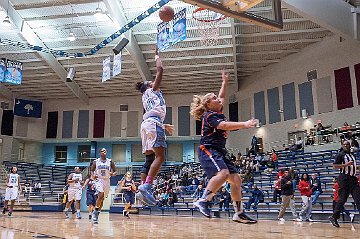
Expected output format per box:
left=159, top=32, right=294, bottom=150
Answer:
left=141, top=119, right=166, bottom=153
left=68, top=187, right=83, bottom=201
left=5, top=187, right=18, bottom=201
left=86, top=192, right=97, bottom=206
left=198, top=146, right=238, bottom=179
left=95, top=179, right=110, bottom=198
left=124, top=192, right=135, bottom=204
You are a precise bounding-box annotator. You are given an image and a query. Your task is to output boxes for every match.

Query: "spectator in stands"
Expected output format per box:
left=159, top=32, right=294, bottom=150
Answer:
left=341, top=122, right=352, bottom=140
left=289, top=167, right=299, bottom=190
left=168, top=188, right=178, bottom=207
left=188, top=175, right=200, bottom=192
left=271, top=149, right=277, bottom=162
left=277, top=168, right=285, bottom=179
left=24, top=181, right=31, bottom=194
left=310, top=173, right=323, bottom=205
left=218, top=187, right=231, bottom=211
left=278, top=170, right=296, bottom=222
left=332, top=177, right=354, bottom=222
left=272, top=177, right=282, bottom=203
left=34, top=181, right=42, bottom=193
left=243, top=170, right=254, bottom=190
left=316, top=122, right=325, bottom=144
left=297, top=173, right=313, bottom=222
left=305, top=133, right=314, bottom=146
left=192, top=184, right=204, bottom=200
left=249, top=135, right=259, bottom=156
left=246, top=184, right=264, bottom=211
left=351, top=136, right=359, bottom=153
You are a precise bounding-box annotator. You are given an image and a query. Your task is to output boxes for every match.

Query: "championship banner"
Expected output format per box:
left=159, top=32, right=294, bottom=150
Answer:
left=172, top=8, right=187, bottom=45
left=4, top=60, right=22, bottom=85
left=14, top=98, right=42, bottom=118
left=157, top=22, right=170, bottom=52
left=113, top=52, right=122, bottom=77
left=102, top=56, right=111, bottom=82
left=0, top=58, right=5, bottom=82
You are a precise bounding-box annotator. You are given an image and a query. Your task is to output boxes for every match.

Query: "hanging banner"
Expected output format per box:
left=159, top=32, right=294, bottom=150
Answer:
left=172, top=8, right=187, bottom=45
left=0, top=58, right=6, bottom=82
left=14, top=98, right=42, bottom=118
left=4, top=60, right=22, bottom=85
left=113, top=52, right=122, bottom=77
left=102, top=56, right=111, bottom=82
left=157, top=22, right=170, bottom=52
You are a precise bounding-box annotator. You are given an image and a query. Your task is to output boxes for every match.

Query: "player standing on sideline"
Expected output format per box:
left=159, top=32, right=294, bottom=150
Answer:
left=190, top=70, right=257, bottom=224
left=121, top=171, right=136, bottom=218
left=83, top=175, right=97, bottom=220
left=91, top=148, right=117, bottom=224
left=329, top=140, right=360, bottom=227
left=64, top=167, right=83, bottom=219
left=2, top=166, right=21, bottom=216
left=135, top=47, right=174, bottom=206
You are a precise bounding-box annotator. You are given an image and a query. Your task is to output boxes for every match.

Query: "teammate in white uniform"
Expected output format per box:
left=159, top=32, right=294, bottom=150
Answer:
left=90, top=148, right=117, bottom=223
left=3, top=166, right=21, bottom=216
left=64, top=167, right=83, bottom=219
left=135, top=47, right=174, bottom=206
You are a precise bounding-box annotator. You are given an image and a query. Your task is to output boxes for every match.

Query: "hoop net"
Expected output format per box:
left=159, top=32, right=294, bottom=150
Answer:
left=192, top=8, right=226, bottom=46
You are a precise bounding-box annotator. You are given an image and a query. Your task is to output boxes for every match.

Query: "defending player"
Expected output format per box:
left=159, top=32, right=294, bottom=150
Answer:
left=64, top=166, right=83, bottom=219
left=83, top=174, right=97, bottom=220
left=135, top=47, right=174, bottom=206
left=190, top=70, right=257, bottom=224
left=91, top=148, right=117, bottom=223
left=121, top=171, right=136, bottom=218
left=2, top=166, right=21, bottom=216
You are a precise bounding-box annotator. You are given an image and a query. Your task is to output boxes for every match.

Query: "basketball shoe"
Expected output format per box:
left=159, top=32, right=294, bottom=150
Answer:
left=232, top=212, right=257, bottom=224
left=194, top=199, right=211, bottom=218
left=138, top=183, right=156, bottom=206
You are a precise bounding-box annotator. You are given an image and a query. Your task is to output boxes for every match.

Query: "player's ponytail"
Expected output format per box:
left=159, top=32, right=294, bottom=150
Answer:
left=190, top=94, right=211, bottom=120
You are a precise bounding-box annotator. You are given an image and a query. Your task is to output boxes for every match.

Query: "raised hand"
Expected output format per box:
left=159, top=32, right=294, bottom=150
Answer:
left=164, top=124, right=175, bottom=135
left=245, top=118, right=257, bottom=128
left=222, top=70, right=229, bottom=82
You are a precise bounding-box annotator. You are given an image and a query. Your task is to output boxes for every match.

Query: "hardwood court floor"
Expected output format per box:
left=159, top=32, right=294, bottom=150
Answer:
left=0, top=212, right=358, bottom=239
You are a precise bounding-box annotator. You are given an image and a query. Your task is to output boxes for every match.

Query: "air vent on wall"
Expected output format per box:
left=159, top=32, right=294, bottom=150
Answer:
left=120, top=104, right=128, bottom=112
left=0, top=102, right=9, bottom=110
left=307, top=70, right=317, bottom=82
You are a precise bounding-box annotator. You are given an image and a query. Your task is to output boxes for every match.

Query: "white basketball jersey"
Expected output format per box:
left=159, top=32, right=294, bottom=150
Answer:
left=70, top=173, right=82, bottom=189
left=95, top=158, right=112, bottom=179
left=142, top=88, right=166, bottom=122
left=8, top=173, right=19, bottom=187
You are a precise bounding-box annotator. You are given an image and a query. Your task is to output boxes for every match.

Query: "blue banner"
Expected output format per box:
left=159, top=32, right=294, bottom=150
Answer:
left=157, top=22, right=170, bottom=52
left=113, top=52, right=122, bottom=77
left=4, top=60, right=22, bottom=85
left=172, top=8, right=187, bottom=45
left=102, top=56, right=111, bottom=82
left=0, top=58, right=5, bottom=82
left=14, top=98, right=42, bottom=118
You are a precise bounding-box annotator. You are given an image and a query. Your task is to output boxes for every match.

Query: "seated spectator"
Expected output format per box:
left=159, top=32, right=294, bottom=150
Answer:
left=218, top=187, right=231, bottom=211
left=305, top=133, right=314, bottom=146
left=246, top=184, right=264, bottom=211
left=187, top=175, right=200, bottom=192
left=351, top=136, right=359, bottom=153
left=310, top=173, right=323, bottom=205
left=192, top=184, right=204, bottom=200
left=168, top=189, right=178, bottom=207
left=341, top=122, right=352, bottom=140
left=272, top=177, right=282, bottom=203
left=24, top=181, right=31, bottom=193
left=243, top=170, right=254, bottom=190
left=271, top=149, right=278, bottom=162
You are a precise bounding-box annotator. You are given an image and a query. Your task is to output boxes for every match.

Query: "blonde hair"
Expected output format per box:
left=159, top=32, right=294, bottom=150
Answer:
left=190, top=93, right=213, bottom=120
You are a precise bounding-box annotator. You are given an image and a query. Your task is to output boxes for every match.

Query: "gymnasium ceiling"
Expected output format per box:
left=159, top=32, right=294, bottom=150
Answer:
left=0, top=0, right=358, bottom=102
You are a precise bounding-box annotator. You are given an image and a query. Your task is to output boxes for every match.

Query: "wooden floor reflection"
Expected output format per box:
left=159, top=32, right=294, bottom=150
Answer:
left=0, top=212, right=358, bottom=238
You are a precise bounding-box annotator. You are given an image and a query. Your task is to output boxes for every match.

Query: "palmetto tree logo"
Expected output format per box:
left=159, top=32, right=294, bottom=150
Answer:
left=24, top=104, right=33, bottom=114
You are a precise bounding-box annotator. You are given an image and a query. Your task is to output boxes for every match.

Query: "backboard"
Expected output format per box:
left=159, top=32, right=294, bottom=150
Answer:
left=182, top=0, right=283, bottom=30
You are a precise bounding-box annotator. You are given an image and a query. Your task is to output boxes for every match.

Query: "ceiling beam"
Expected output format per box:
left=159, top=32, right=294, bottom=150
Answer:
left=283, top=0, right=358, bottom=40
left=23, top=11, right=108, bottom=22
left=13, top=0, right=99, bottom=10
left=0, top=0, right=89, bottom=104
left=103, top=0, right=152, bottom=81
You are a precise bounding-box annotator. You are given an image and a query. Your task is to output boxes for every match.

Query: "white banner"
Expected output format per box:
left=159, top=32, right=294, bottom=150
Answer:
left=113, top=52, right=122, bottom=77
left=102, top=56, right=111, bottom=82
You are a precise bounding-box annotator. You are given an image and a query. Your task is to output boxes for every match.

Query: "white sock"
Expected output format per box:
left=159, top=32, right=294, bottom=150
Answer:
left=233, top=201, right=243, bottom=213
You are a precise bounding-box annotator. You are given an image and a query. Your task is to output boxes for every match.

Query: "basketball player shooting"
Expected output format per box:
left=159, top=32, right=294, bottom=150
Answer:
left=135, top=47, right=174, bottom=206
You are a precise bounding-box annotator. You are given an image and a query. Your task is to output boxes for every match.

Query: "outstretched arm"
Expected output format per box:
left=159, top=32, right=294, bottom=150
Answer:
left=152, top=47, right=164, bottom=91
left=217, top=118, right=257, bottom=131
left=218, top=70, right=229, bottom=104
left=110, top=161, right=117, bottom=176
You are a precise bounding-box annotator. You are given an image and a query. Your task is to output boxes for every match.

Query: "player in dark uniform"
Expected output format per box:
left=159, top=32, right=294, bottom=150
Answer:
left=121, top=172, right=136, bottom=218
left=190, top=70, right=257, bottom=224
left=83, top=175, right=97, bottom=220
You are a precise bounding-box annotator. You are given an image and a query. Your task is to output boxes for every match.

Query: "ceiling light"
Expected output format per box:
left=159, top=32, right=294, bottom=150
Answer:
left=3, top=15, right=11, bottom=25
left=67, top=32, right=76, bottom=41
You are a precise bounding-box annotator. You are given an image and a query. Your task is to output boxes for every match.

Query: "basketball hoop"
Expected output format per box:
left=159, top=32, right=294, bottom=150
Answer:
left=192, top=7, right=227, bottom=46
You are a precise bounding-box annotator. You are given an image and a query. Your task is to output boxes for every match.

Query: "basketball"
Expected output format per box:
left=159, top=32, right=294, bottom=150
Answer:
left=159, top=6, right=175, bottom=22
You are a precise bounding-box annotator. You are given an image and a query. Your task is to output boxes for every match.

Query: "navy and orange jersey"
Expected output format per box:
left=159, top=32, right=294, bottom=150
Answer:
left=200, top=111, right=228, bottom=149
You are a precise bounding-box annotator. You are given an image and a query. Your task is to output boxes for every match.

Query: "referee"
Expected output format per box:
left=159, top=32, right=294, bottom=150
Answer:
left=329, top=140, right=360, bottom=227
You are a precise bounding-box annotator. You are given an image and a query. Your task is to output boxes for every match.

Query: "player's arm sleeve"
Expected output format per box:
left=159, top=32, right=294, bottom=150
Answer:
left=206, top=113, right=224, bottom=129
